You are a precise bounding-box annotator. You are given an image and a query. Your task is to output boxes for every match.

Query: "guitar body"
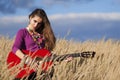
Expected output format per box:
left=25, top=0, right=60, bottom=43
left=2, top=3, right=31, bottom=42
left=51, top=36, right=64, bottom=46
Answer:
left=7, top=49, right=52, bottom=78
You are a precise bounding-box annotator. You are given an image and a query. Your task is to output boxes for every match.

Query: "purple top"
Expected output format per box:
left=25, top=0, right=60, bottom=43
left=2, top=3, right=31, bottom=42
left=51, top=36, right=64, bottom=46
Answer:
left=12, top=28, right=45, bottom=54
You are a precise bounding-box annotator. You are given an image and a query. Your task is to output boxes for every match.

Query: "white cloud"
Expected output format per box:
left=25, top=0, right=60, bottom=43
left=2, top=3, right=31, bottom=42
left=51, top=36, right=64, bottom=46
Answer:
left=40, top=0, right=95, bottom=6
left=1, top=13, right=120, bottom=28
left=49, top=13, right=120, bottom=21
left=49, top=13, right=120, bottom=31
left=0, top=13, right=120, bottom=40
left=0, top=16, right=27, bottom=26
left=48, top=13, right=120, bottom=40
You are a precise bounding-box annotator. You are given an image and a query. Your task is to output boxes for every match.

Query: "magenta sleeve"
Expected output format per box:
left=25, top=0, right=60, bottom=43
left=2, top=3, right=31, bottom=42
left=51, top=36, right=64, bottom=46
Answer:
left=12, top=29, right=25, bottom=54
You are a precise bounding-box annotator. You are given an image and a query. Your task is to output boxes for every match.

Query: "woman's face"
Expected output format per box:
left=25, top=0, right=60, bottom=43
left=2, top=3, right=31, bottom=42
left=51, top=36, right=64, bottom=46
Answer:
left=29, top=15, right=43, bottom=30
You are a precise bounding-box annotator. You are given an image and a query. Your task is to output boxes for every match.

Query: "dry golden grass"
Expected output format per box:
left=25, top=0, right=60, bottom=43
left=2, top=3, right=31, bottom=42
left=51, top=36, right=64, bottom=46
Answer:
left=0, top=36, right=120, bottom=80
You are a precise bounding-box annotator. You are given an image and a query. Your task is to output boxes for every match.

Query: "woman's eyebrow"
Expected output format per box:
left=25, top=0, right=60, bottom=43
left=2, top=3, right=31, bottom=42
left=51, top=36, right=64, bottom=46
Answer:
left=34, top=20, right=42, bottom=24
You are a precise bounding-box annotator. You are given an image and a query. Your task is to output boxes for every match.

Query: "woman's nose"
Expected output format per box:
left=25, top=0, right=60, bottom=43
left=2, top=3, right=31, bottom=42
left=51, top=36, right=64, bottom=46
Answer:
left=35, top=23, right=39, bottom=27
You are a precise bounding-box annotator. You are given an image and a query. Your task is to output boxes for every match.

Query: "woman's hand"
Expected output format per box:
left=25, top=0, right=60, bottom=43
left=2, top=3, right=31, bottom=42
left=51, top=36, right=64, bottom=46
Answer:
left=20, top=55, right=37, bottom=69
left=24, top=56, right=33, bottom=65
left=64, top=56, right=73, bottom=62
left=23, top=56, right=43, bottom=71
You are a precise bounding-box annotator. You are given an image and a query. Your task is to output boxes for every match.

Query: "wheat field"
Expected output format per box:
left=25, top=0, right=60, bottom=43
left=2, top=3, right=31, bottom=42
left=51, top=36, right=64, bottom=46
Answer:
left=0, top=36, right=120, bottom=80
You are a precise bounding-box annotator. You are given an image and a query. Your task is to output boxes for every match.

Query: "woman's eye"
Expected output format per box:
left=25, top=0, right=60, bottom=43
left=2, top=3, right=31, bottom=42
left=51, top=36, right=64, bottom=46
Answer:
left=33, top=20, right=42, bottom=25
left=34, top=20, right=37, bottom=23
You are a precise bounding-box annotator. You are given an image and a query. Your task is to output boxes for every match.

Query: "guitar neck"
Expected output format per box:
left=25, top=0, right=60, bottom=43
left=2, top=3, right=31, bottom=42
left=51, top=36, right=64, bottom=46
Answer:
left=43, top=51, right=96, bottom=62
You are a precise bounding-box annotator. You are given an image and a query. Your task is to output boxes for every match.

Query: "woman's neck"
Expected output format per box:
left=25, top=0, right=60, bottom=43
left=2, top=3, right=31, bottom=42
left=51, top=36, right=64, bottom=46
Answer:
left=27, top=25, right=35, bottom=32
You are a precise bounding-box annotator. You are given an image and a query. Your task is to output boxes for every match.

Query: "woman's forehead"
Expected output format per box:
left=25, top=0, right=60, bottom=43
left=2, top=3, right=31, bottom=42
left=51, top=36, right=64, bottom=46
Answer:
left=32, top=15, right=42, bottom=22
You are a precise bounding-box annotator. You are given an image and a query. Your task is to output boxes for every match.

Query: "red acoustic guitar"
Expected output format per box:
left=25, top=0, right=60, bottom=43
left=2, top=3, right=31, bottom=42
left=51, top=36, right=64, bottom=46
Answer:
left=7, top=49, right=52, bottom=78
left=7, top=49, right=95, bottom=78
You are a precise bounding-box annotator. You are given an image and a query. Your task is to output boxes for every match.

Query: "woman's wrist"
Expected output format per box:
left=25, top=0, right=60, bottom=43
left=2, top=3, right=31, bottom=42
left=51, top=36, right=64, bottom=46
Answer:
left=15, top=50, right=26, bottom=59
left=24, top=56, right=31, bottom=64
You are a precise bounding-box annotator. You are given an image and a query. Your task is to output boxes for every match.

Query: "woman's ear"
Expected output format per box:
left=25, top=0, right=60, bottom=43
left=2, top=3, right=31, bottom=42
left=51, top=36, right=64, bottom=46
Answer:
left=29, top=16, right=32, bottom=20
left=29, top=16, right=33, bottom=24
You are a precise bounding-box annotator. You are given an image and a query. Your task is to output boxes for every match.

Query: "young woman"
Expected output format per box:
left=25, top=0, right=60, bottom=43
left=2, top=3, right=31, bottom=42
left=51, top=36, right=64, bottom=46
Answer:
left=7, top=8, right=56, bottom=80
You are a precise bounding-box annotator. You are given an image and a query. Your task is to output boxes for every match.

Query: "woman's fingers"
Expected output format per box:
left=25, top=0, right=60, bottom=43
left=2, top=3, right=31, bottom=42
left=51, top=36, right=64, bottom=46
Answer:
left=64, top=56, right=73, bottom=62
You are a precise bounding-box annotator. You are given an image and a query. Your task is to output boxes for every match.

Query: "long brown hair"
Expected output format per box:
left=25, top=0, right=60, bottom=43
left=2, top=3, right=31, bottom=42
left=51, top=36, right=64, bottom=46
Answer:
left=29, top=8, right=56, bottom=51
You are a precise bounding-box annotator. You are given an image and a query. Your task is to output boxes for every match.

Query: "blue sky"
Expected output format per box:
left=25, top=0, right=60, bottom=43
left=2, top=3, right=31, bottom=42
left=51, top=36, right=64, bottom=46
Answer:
left=0, top=0, right=120, bottom=41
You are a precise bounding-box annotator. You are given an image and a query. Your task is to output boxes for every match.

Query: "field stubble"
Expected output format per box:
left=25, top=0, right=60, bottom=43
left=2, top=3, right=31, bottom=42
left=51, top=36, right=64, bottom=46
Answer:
left=0, top=36, right=120, bottom=80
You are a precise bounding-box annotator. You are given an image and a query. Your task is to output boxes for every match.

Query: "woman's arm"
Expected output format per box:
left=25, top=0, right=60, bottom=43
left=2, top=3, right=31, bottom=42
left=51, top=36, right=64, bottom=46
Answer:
left=12, top=29, right=26, bottom=59
left=15, top=49, right=25, bottom=59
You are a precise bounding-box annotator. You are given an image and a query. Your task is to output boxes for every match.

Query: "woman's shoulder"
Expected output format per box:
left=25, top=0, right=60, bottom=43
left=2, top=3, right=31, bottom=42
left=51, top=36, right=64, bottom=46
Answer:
left=17, top=28, right=27, bottom=33
left=18, top=28, right=27, bottom=32
left=17, top=28, right=28, bottom=35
